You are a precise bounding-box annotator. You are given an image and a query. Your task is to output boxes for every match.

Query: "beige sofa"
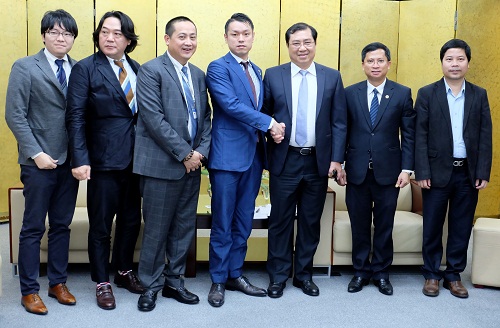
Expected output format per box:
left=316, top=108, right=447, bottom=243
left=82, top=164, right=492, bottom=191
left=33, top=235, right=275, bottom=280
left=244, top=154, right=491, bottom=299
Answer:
left=329, top=180, right=447, bottom=266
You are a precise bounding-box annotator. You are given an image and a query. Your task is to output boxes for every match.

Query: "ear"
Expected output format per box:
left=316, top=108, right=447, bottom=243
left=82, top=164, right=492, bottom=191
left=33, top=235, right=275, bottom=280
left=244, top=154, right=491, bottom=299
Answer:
left=164, top=34, right=170, bottom=46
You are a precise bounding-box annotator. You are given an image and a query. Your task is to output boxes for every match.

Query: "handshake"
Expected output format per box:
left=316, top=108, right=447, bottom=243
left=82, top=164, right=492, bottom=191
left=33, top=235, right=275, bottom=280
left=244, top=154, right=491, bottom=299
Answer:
left=269, top=119, right=286, bottom=144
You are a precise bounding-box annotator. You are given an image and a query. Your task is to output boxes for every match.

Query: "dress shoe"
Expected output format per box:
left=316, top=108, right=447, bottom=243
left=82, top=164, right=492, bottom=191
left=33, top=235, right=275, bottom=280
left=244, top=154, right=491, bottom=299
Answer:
left=21, top=293, right=48, bottom=315
left=96, top=284, right=116, bottom=310
left=48, top=283, right=76, bottom=305
left=114, top=271, right=145, bottom=294
left=422, top=279, right=439, bottom=297
left=138, top=290, right=158, bottom=312
left=443, top=280, right=469, bottom=298
left=226, top=276, right=267, bottom=297
left=292, top=278, right=319, bottom=296
left=348, top=276, right=369, bottom=293
left=162, top=286, right=199, bottom=304
left=267, top=282, right=286, bottom=298
left=208, top=283, right=225, bottom=307
left=373, top=279, right=393, bottom=296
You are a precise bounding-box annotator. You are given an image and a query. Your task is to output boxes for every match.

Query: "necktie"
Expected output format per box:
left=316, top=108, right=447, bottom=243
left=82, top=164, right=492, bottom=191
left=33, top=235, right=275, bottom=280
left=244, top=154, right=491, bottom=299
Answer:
left=114, top=60, right=136, bottom=114
left=295, top=70, right=308, bottom=146
left=181, top=66, right=198, bottom=143
left=55, top=59, right=67, bottom=96
left=370, top=88, right=379, bottom=126
left=241, top=61, right=257, bottom=105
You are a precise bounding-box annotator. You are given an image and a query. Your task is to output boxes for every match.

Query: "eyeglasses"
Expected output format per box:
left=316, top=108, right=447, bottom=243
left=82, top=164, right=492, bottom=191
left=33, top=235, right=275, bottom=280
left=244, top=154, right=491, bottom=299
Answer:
left=290, top=40, right=315, bottom=49
left=45, top=30, right=74, bottom=39
left=365, top=59, right=388, bottom=66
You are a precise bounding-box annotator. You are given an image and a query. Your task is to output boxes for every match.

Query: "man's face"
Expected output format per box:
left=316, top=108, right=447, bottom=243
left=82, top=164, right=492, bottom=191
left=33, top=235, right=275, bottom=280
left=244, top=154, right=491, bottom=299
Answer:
left=42, top=23, right=75, bottom=59
left=287, top=28, right=316, bottom=70
left=441, top=48, right=469, bottom=81
left=165, top=21, right=197, bottom=65
left=224, top=20, right=254, bottom=60
left=98, top=17, right=131, bottom=60
left=362, top=49, right=391, bottom=85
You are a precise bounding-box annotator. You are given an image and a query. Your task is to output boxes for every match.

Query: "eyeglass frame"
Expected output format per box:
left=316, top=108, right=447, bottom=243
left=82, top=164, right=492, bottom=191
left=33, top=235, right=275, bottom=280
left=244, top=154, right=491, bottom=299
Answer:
left=45, top=29, right=75, bottom=39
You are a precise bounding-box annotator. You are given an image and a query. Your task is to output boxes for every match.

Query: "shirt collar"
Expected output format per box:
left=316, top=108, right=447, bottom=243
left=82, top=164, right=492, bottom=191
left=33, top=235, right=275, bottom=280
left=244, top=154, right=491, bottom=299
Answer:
left=291, top=62, right=316, bottom=77
left=167, top=51, right=188, bottom=72
left=44, top=48, right=68, bottom=63
left=367, top=79, right=387, bottom=95
left=229, top=51, right=252, bottom=66
left=443, top=78, right=465, bottom=96
left=106, top=54, right=126, bottom=66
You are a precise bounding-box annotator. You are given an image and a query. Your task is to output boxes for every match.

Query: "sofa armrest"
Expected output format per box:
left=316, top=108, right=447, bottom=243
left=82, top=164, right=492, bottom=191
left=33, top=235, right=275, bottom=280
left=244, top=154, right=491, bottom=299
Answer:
left=410, top=180, right=423, bottom=216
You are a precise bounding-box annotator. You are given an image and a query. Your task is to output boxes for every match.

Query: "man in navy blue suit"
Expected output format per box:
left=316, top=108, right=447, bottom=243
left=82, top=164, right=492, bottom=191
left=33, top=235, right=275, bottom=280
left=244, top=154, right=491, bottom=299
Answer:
left=263, top=22, right=347, bottom=298
left=206, top=13, right=284, bottom=307
left=342, top=42, right=415, bottom=296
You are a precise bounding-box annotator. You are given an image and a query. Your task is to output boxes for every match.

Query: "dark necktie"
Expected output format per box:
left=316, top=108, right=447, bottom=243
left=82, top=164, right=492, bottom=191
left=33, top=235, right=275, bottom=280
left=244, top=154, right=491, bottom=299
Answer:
left=241, top=61, right=257, bottom=105
left=181, top=66, right=198, bottom=143
left=114, top=60, right=136, bottom=114
left=295, top=70, right=308, bottom=146
left=55, top=59, right=67, bottom=96
left=370, top=88, right=379, bottom=126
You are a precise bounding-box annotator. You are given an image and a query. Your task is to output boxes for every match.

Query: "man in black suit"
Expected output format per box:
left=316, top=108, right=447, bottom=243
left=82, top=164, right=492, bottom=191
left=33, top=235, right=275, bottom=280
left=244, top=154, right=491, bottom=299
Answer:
left=416, top=39, right=492, bottom=299
left=263, top=22, right=347, bottom=298
left=342, top=42, right=415, bottom=296
left=66, top=11, right=144, bottom=310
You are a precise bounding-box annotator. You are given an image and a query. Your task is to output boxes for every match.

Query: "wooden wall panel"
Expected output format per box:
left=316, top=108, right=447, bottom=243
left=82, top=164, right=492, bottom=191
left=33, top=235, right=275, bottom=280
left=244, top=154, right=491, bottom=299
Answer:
left=398, top=0, right=456, bottom=95
left=96, top=0, right=156, bottom=64
left=339, top=0, right=399, bottom=87
left=157, top=0, right=280, bottom=72
left=457, top=0, right=500, bottom=218
left=27, top=0, right=94, bottom=60
left=280, top=0, right=341, bottom=69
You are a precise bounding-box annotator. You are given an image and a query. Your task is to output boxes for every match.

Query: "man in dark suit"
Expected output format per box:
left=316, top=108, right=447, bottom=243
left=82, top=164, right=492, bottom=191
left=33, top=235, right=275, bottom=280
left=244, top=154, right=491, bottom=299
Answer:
left=343, top=42, right=415, bottom=296
left=206, top=13, right=284, bottom=308
left=263, top=22, right=347, bottom=298
left=66, top=11, right=144, bottom=310
left=5, top=9, right=79, bottom=315
left=416, top=39, right=492, bottom=299
left=133, top=16, right=211, bottom=312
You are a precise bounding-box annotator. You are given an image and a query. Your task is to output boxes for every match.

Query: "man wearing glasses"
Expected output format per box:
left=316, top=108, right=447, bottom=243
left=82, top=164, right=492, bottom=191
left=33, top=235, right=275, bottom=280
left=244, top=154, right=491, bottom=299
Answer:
left=66, top=11, right=143, bottom=310
left=6, top=9, right=79, bottom=315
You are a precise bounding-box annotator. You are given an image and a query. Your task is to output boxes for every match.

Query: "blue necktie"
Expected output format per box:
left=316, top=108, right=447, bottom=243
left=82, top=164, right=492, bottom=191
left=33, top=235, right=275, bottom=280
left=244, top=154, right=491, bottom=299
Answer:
left=370, top=88, right=379, bottom=126
left=181, top=66, right=198, bottom=144
left=295, top=70, right=308, bottom=146
left=55, top=59, right=67, bottom=96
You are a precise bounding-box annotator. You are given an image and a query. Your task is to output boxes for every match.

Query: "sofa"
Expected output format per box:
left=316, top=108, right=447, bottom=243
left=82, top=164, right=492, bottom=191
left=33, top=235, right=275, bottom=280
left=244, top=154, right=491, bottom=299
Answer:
left=328, top=179, right=448, bottom=266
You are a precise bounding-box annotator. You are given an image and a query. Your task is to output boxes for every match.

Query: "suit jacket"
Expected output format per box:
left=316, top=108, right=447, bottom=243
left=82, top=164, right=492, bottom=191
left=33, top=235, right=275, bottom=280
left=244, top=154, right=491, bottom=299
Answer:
left=66, top=51, right=140, bottom=170
left=133, top=51, right=211, bottom=180
left=6, top=49, right=77, bottom=166
left=415, top=78, right=492, bottom=187
left=263, top=62, right=347, bottom=177
left=344, top=79, right=415, bottom=185
left=206, top=52, right=271, bottom=172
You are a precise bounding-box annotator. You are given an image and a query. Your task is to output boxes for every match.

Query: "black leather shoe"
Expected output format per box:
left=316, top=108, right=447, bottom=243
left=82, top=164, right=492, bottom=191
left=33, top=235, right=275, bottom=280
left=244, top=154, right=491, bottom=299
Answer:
left=226, top=276, right=267, bottom=297
left=162, top=286, right=199, bottom=304
left=138, top=290, right=158, bottom=312
left=374, top=279, right=393, bottom=296
left=348, top=276, right=369, bottom=293
left=267, top=282, right=286, bottom=298
left=114, top=271, right=145, bottom=294
left=208, top=283, right=225, bottom=307
left=292, top=278, right=319, bottom=296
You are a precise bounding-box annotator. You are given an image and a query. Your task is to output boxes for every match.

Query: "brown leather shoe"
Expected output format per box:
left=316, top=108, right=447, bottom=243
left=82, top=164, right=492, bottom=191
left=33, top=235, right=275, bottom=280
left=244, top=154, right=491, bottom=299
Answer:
left=114, top=271, right=145, bottom=294
left=48, top=283, right=76, bottom=305
left=444, top=280, right=469, bottom=298
left=422, top=279, right=439, bottom=297
left=96, top=284, right=116, bottom=310
left=21, top=293, right=48, bottom=315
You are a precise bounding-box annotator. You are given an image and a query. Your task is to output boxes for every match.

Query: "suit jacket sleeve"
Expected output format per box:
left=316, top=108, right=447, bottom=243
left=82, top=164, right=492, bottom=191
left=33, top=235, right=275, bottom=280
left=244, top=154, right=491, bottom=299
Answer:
left=476, top=88, right=492, bottom=181
left=194, top=69, right=212, bottom=159
left=414, top=87, right=431, bottom=180
left=206, top=60, right=271, bottom=132
left=330, top=71, right=348, bottom=163
left=400, top=87, right=416, bottom=171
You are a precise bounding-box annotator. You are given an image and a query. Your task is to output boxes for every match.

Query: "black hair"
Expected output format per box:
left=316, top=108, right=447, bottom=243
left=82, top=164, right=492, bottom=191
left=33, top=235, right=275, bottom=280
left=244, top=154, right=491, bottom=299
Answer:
left=165, top=16, right=196, bottom=36
left=285, top=22, right=317, bottom=45
left=361, top=42, right=391, bottom=62
left=93, top=11, right=138, bottom=53
left=440, top=39, right=471, bottom=62
left=41, top=9, right=78, bottom=38
left=224, top=13, right=254, bottom=34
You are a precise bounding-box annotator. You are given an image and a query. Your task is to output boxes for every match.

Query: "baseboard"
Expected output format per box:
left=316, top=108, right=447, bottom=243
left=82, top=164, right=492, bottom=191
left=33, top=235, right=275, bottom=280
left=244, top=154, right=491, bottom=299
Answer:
left=0, top=212, right=9, bottom=224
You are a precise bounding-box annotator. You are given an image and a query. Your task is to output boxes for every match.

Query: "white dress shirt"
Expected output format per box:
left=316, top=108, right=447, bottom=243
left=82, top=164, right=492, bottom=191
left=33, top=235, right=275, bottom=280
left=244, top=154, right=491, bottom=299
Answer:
left=290, top=62, right=317, bottom=147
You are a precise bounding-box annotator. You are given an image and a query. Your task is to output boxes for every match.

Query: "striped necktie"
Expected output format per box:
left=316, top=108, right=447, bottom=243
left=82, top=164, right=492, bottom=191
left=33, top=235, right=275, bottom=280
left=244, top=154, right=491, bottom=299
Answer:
left=114, top=60, right=136, bottom=114
left=241, top=61, right=257, bottom=105
left=55, top=59, right=67, bottom=96
left=370, top=88, right=379, bottom=126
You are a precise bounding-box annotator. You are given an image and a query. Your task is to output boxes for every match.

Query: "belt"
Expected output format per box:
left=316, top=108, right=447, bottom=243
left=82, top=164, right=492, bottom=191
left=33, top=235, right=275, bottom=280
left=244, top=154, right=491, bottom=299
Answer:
left=453, top=158, right=466, bottom=167
left=289, top=147, right=315, bottom=156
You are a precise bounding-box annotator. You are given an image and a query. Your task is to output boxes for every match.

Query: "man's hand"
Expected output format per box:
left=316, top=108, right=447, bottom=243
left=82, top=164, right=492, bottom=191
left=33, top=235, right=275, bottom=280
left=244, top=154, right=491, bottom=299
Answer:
left=475, top=179, right=488, bottom=190
left=72, top=165, right=91, bottom=180
left=270, top=120, right=285, bottom=144
left=183, top=151, right=203, bottom=173
left=395, top=172, right=411, bottom=188
left=416, top=179, right=431, bottom=189
left=34, top=152, right=58, bottom=169
left=329, top=162, right=345, bottom=186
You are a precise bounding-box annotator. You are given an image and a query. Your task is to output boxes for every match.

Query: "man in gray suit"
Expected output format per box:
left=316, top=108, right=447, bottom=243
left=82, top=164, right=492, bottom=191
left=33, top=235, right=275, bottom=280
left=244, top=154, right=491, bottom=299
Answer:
left=5, top=9, right=79, bottom=315
left=133, top=16, right=211, bottom=312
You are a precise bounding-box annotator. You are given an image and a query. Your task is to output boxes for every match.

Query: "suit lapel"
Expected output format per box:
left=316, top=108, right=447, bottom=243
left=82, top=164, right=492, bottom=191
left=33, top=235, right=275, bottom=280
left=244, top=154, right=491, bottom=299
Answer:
left=463, top=80, right=474, bottom=131
left=250, top=62, right=264, bottom=110
left=315, top=64, right=325, bottom=118
left=374, top=80, right=395, bottom=128
left=34, top=49, right=65, bottom=96
left=356, top=82, right=371, bottom=127
left=225, top=53, right=258, bottom=109
left=96, top=51, right=127, bottom=103
left=435, top=78, right=454, bottom=142
left=162, top=52, right=184, bottom=97
left=282, top=64, right=293, bottom=119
